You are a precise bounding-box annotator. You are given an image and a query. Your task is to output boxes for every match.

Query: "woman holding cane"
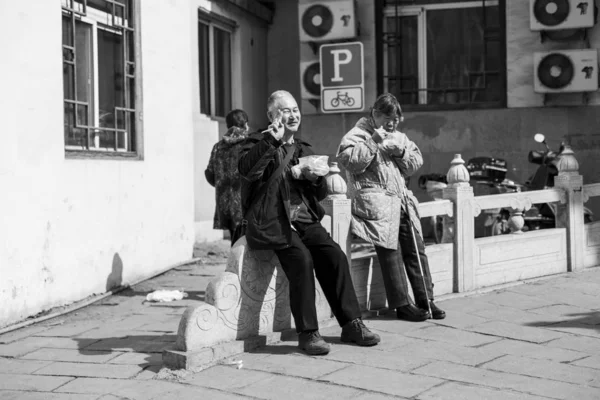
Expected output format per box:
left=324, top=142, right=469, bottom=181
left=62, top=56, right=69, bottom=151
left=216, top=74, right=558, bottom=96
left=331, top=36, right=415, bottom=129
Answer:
left=336, top=93, right=445, bottom=321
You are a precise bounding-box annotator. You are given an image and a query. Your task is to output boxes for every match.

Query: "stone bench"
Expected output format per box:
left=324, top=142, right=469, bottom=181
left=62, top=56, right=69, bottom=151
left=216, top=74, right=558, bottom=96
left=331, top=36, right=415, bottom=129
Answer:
left=163, top=163, right=360, bottom=371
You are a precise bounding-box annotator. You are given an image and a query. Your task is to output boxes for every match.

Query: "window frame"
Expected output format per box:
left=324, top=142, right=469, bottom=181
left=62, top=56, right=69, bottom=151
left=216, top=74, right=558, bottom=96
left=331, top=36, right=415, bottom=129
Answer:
left=376, top=0, right=507, bottom=111
left=62, top=0, right=143, bottom=160
left=198, top=10, right=236, bottom=119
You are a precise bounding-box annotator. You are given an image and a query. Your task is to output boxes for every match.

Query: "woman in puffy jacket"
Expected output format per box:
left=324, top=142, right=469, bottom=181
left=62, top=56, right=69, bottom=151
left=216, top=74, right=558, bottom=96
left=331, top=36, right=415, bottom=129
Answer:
left=336, top=93, right=446, bottom=322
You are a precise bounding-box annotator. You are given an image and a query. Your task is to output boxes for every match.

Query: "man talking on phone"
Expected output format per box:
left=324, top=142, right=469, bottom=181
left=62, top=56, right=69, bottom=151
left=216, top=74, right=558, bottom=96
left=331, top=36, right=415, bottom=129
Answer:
left=238, top=90, right=380, bottom=355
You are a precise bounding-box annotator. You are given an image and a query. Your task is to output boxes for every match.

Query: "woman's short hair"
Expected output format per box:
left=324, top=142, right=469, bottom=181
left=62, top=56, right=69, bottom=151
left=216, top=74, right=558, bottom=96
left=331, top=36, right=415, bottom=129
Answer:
left=372, top=93, right=403, bottom=118
left=225, top=109, right=249, bottom=129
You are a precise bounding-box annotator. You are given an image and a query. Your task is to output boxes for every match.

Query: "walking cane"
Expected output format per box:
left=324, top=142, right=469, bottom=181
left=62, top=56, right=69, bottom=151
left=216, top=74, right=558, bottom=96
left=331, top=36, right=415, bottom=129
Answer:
left=403, top=190, right=432, bottom=317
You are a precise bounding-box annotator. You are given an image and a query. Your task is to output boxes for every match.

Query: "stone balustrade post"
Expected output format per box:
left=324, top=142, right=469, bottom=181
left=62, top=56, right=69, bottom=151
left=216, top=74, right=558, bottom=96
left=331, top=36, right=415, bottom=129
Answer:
left=553, top=145, right=585, bottom=272
left=320, top=162, right=352, bottom=267
left=442, top=154, right=476, bottom=293
left=508, top=208, right=525, bottom=234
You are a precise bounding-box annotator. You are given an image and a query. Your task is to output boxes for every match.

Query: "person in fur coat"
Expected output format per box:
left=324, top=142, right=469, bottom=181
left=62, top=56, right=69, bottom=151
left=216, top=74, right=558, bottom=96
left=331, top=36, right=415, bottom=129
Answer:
left=205, top=109, right=249, bottom=241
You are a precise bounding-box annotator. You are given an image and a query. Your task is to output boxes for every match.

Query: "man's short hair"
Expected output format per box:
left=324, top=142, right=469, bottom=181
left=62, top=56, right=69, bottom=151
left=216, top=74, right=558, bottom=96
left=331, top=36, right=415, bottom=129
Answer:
left=225, top=109, right=249, bottom=129
left=266, top=90, right=294, bottom=121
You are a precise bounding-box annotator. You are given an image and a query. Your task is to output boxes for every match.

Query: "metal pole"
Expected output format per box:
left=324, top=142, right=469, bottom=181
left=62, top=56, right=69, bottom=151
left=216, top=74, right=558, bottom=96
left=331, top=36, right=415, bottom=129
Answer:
left=403, top=191, right=432, bottom=317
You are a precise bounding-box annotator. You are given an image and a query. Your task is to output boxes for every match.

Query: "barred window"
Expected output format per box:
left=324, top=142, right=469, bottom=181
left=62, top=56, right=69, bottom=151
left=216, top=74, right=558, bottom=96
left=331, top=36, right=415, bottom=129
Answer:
left=377, top=0, right=506, bottom=109
left=62, top=0, right=140, bottom=154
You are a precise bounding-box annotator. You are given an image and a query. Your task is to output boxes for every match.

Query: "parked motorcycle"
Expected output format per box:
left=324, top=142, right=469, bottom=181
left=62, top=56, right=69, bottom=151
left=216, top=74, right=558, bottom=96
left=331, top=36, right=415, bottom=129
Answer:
left=524, top=133, right=593, bottom=228
left=418, top=157, right=523, bottom=243
left=419, top=134, right=593, bottom=244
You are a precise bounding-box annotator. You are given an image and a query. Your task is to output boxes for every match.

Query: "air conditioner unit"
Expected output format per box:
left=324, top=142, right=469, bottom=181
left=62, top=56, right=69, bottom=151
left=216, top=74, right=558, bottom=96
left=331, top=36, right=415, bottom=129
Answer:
left=300, top=60, right=321, bottom=100
left=299, top=0, right=356, bottom=42
left=530, top=0, right=595, bottom=31
left=534, top=49, right=598, bottom=93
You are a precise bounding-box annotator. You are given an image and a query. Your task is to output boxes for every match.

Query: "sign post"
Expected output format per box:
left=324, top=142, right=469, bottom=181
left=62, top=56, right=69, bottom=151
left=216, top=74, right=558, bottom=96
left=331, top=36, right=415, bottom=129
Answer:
left=319, top=41, right=364, bottom=114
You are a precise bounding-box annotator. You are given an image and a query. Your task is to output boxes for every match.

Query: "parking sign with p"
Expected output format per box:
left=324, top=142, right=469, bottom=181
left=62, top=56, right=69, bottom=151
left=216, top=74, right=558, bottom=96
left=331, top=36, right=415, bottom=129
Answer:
left=319, top=42, right=364, bottom=113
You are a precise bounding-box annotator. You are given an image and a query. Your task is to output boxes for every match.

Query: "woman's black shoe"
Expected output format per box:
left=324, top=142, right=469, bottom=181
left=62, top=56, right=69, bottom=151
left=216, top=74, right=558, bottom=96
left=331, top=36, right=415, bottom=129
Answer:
left=396, top=304, right=430, bottom=322
left=429, top=301, right=446, bottom=320
left=418, top=301, right=446, bottom=320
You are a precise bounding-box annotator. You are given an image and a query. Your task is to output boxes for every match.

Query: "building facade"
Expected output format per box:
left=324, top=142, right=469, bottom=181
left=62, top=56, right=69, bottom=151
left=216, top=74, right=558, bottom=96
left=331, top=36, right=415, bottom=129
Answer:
left=268, top=0, right=600, bottom=217
left=0, top=0, right=271, bottom=328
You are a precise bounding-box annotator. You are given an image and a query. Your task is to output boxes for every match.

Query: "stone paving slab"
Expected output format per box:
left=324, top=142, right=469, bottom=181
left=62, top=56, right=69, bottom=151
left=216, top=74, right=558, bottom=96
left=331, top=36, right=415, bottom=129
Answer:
left=56, top=378, right=206, bottom=400
left=404, top=325, right=501, bottom=347
left=465, top=320, right=567, bottom=343
left=237, top=372, right=367, bottom=400
left=571, top=355, right=600, bottom=370
left=543, top=322, right=600, bottom=339
left=0, top=391, right=99, bottom=400
left=33, top=361, right=142, bottom=379
left=241, top=352, right=348, bottom=378
left=469, top=303, right=567, bottom=325
left=354, top=393, right=404, bottom=400
left=107, top=351, right=162, bottom=365
left=481, top=291, right=558, bottom=310
left=482, top=354, right=600, bottom=388
left=0, top=373, right=74, bottom=392
left=83, top=337, right=168, bottom=353
left=546, top=334, right=600, bottom=354
left=320, top=341, right=431, bottom=372
left=318, top=364, right=444, bottom=398
left=413, top=360, right=600, bottom=399
left=417, top=381, right=549, bottom=400
left=0, top=326, right=50, bottom=344
left=477, top=338, right=587, bottom=362
left=527, top=304, right=600, bottom=322
left=0, top=337, right=100, bottom=358
left=0, top=358, right=53, bottom=374
left=428, top=310, right=490, bottom=329
left=22, top=348, right=121, bottom=363
left=34, top=321, right=102, bottom=337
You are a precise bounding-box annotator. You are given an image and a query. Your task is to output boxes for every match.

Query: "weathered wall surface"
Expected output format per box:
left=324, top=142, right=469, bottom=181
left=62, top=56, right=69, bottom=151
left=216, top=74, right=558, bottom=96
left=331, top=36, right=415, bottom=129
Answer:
left=0, top=0, right=196, bottom=327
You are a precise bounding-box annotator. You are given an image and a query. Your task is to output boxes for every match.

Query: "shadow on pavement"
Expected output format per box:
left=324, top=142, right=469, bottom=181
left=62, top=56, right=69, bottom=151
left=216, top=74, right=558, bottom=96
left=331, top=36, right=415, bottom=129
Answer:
left=74, top=334, right=174, bottom=370
left=524, top=311, right=600, bottom=331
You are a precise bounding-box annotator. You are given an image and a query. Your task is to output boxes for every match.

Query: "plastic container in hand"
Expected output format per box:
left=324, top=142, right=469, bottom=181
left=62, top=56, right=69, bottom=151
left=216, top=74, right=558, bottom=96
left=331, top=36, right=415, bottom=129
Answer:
left=298, top=155, right=330, bottom=176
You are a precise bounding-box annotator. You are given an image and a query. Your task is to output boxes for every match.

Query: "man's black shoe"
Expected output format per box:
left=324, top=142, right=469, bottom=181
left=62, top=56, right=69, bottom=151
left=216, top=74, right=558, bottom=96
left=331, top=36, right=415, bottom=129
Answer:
left=298, top=330, right=330, bottom=355
left=396, top=304, right=430, bottom=322
left=341, top=318, right=381, bottom=346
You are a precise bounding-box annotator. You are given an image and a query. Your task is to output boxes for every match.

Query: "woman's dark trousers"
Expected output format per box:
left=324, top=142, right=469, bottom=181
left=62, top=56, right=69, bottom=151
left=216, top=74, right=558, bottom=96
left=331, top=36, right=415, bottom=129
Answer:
left=374, top=213, right=434, bottom=309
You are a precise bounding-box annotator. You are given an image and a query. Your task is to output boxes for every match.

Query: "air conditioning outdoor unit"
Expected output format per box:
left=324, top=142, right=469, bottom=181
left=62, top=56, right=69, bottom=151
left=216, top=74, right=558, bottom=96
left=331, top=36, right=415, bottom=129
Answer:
left=298, top=0, right=356, bottom=42
left=300, top=60, right=321, bottom=100
left=533, top=49, right=598, bottom=93
left=530, top=0, right=595, bottom=31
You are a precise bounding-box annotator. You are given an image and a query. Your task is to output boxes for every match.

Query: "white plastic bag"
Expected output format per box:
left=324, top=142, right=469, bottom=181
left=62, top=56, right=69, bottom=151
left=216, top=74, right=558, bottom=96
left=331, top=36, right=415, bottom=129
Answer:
left=145, top=289, right=187, bottom=302
left=298, top=155, right=330, bottom=177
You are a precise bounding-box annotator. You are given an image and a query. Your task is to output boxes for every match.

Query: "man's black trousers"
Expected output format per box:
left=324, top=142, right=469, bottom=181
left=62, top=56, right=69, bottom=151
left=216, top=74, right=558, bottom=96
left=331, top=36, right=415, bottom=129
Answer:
left=274, top=222, right=361, bottom=332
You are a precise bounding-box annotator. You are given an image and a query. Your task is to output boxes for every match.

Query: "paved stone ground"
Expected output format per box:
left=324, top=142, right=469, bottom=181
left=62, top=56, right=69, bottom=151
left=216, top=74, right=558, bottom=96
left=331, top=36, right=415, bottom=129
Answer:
left=1, top=242, right=600, bottom=399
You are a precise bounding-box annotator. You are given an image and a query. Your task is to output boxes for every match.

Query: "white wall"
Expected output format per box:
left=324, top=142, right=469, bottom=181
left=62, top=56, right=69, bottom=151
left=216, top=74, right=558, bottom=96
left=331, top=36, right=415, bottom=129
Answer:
left=0, top=0, right=195, bottom=328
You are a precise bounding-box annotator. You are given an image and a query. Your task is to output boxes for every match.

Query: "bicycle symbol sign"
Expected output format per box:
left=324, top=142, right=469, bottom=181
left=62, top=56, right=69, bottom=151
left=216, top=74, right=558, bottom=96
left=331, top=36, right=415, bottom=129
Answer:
left=330, top=91, right=355, bottom=108
left=319, top=42, right=364, bottom=113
